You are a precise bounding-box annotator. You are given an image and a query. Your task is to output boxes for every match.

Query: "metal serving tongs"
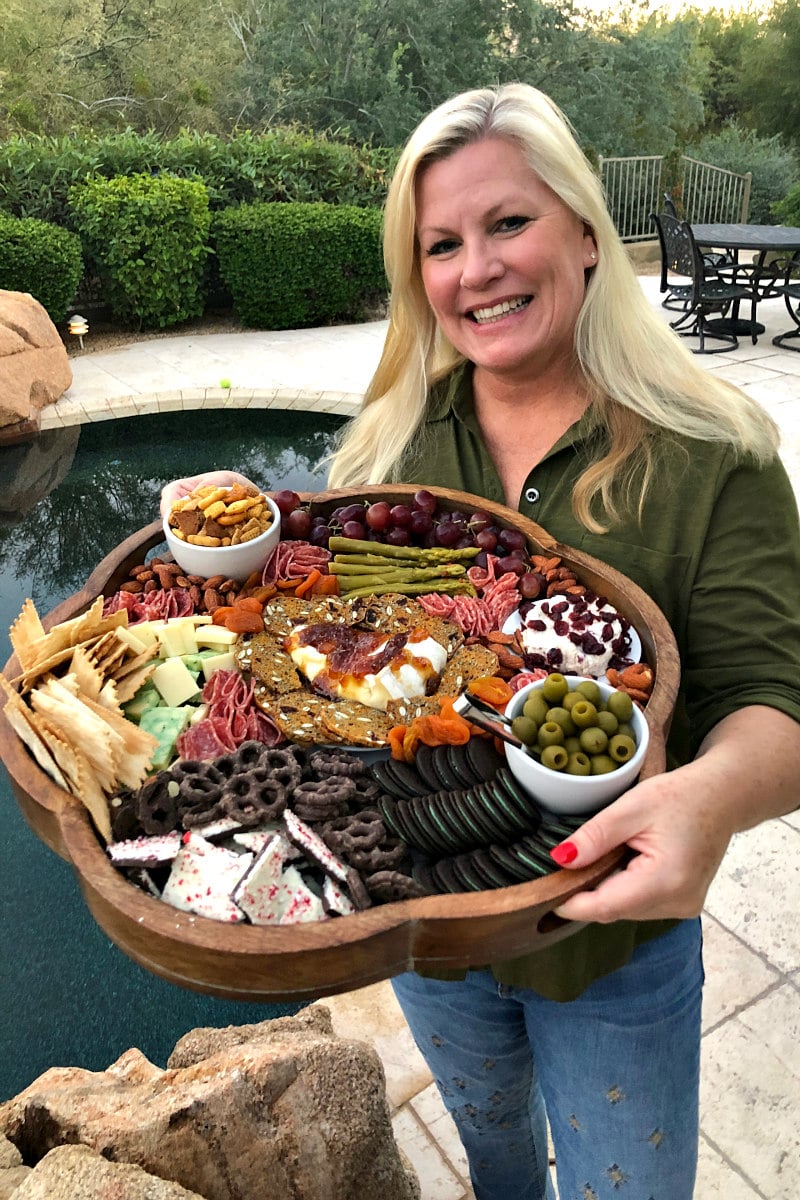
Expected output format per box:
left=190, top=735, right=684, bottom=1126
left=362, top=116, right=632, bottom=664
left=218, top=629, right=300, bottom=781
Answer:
left=451, top=691, right=526, bottom=749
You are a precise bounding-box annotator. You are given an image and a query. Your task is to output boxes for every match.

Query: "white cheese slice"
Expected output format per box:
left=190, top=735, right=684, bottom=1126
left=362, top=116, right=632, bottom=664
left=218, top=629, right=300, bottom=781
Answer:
left=115, top=626, right=150, bottom=656
left=155, top=623, right=192, bottom=659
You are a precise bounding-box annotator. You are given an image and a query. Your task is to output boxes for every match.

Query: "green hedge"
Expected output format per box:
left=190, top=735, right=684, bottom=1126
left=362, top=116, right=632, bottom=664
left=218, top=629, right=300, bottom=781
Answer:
left=0, top=212, right=83, bottom=322
left=69, top=173, right=211, bottom=329
left=213, top=202, right=386, bottom=329
left=0, top=128, right=393, bottom=227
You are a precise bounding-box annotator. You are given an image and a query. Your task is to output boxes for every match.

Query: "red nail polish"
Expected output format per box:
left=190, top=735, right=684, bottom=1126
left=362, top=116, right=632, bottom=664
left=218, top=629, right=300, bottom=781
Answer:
left=550, top=841, right=578, bottom=865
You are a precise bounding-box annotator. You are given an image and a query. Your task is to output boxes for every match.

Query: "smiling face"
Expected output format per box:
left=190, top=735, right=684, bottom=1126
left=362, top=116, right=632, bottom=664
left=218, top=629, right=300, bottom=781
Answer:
left=415, top=137, right=597, bottom=384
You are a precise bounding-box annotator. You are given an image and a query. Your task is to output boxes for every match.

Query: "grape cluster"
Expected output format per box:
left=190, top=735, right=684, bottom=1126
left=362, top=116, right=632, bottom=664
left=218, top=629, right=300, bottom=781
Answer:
left=272, top=488, right=538, bottom=592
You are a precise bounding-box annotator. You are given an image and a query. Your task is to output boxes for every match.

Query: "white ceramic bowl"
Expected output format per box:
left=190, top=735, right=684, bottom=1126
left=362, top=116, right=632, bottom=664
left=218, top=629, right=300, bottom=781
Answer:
left=505, top=676, right=649, bottom=815
left=163, top=490, right=281, bottom=584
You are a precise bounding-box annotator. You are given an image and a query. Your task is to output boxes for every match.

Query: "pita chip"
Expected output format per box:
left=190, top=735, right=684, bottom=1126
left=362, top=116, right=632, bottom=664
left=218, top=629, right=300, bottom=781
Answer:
left=30, top=676, right=117, bottom=794
left=9, top=599, right=46, bottom=672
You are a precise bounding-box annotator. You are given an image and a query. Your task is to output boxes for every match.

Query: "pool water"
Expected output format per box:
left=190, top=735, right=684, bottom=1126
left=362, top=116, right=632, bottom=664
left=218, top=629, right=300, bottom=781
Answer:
left=0, top=408, right=344, bottom=1100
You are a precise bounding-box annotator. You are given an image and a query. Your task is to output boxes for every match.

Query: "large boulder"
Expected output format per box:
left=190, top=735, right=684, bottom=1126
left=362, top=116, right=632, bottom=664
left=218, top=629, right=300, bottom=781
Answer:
left=6, top=1144, right=205, bottom=1200
left=0, top=290, right=72, bottom=432
left=0, top=1006, right=419, bottom=1200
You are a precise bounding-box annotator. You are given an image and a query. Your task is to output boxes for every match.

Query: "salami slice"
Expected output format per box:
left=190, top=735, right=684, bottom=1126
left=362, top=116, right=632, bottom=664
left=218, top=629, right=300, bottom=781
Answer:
left=176, top=719, right=231, bottom=761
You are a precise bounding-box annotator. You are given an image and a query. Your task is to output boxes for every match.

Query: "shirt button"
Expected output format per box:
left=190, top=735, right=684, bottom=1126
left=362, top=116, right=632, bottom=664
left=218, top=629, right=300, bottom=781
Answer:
left=524, top=487, right=540, bottom=504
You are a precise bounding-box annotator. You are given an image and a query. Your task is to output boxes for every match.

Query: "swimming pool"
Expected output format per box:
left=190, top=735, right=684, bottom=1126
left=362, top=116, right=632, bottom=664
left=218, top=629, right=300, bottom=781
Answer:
left=0, top=408, right=344, bottom=1100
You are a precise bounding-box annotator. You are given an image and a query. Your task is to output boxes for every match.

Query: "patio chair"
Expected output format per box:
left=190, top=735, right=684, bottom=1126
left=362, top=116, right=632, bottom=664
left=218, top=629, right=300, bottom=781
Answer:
left=651, top=211, right=694, bottom=314
left=772, top=253, right=800, bottom=353
left=654, top=214, right=758, bottom=354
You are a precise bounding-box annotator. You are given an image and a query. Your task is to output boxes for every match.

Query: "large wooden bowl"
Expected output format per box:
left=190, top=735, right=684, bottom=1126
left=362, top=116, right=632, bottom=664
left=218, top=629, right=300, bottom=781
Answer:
left=0, top=486, right=680, bottom=1001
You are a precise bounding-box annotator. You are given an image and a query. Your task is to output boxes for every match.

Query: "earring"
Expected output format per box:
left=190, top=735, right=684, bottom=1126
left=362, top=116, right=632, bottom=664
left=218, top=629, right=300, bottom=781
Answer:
left=590, top=251, right=597, bottom=260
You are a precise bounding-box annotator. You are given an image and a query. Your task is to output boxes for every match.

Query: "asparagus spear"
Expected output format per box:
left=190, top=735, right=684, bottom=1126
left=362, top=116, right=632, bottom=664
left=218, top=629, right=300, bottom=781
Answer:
left=328, top=536, right=479, bottom=562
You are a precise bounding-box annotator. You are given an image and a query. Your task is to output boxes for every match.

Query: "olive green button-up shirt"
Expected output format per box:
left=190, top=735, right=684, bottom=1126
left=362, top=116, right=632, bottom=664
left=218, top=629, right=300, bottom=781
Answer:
left=395, top=365, right=800, bottom=1000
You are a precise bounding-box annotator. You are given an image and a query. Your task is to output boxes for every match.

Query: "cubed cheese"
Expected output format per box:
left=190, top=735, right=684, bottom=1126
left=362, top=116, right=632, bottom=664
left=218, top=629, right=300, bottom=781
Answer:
left=151, top=656, right=202, bottom=707
left=195, top=626, right=239, bottom=649
left=115, top=626, right=150, bottom=656
left=201, top=650, right=237, bottom=680
left=155, top=623, right=192, bottom=659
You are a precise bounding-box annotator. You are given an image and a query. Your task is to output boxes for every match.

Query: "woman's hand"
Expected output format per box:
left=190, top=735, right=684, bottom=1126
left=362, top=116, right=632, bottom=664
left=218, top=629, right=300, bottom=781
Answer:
left=160, top=471, right=258, bottom=518
left=552, top=705, right=800, bottom=924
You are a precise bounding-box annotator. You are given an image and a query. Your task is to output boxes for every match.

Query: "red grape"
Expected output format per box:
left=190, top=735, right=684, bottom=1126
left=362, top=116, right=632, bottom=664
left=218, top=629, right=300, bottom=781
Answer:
left=409, top=509, right=433, bottom=537
left=519, top=571, right=546, bottom=599
left=339, top=502, right=368, bottom=524
left=468, top=509, right=492, bottom=534
left=386, top=527, right=411, bottom=546
left=413, top=489, right=438, bottom=515
left=476, top=529, right=498, bottom=553
left=389, top=503, right=412, bottom=529
left=501, top=556, right=527, bottom=576
left=273, top=489, right=300, bottom=516
left=284, top=508, right=313, bottom=539
left=365, top=501, right=391, bottom=532
left=309, top=525, right=331, bottom=547
left=342, top=520, right=366, bottom=539
left=499, top=528, right=526, bottom=554
left=434, top=521, right=461, bottom=548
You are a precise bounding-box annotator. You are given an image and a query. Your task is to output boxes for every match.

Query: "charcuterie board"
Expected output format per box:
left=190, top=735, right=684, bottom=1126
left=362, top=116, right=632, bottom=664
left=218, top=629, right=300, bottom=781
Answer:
left=0, top=486, right=680, bottom=1001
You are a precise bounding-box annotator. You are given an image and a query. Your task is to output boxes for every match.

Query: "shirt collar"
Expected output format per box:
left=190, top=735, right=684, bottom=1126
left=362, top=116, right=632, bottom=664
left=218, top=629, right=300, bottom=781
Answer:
left=428, top=363, right=601, bottom=461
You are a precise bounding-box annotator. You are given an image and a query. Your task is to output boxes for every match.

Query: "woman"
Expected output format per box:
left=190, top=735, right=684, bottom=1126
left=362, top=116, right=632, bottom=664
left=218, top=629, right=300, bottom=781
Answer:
left=327, top=84, right=800, bottom=1200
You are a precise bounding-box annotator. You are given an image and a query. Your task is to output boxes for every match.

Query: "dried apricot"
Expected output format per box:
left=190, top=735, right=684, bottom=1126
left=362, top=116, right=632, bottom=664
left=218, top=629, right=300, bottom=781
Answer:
left=224, top=609, right=265, bottom=634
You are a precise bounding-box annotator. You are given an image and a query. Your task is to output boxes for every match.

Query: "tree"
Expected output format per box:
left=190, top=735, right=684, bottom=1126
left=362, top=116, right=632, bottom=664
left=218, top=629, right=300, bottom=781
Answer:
left=737, top=0, right=800, bottom=150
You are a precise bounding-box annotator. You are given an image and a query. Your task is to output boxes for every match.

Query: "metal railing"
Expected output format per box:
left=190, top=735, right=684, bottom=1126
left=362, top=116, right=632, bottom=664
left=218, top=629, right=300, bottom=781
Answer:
left=599, top=155, right=752, bottom=241
left=598, top=155, right=664, bottom=242
left=679, top=157, right=751, bottom=225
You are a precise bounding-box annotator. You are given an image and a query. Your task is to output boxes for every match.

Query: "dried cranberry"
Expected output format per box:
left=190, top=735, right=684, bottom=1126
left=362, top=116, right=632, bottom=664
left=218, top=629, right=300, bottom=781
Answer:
left=546, top=648, right=564, bottom=665
left=527, top=619, right=547, bottom=632
left=550, top=600, right=569, bottom=614
left=581, top=634, right=606, bottom=656
left=601, top=622, right=615, bottom=641
left=554, top=620, right=569, bottom=636
left=569, top=632, right=584, bottom=645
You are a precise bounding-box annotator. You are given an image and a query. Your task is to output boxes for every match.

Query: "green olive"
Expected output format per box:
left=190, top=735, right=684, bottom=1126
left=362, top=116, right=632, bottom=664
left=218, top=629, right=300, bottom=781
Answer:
left=590, top=754, right=618, bottom=775
left=562, top=691, right=582, bottom=711
left=609, top=733, right=637, bottom=763
left=537, top=721, right=565, bottom=748
left=617, top=721, right=635, bottom=740
left=545, top=706, right=576, bottom=736
left=570, top=699, right=598, bottom=729
left=596, top=710, right=619, bottom=736
left=607, top=690, right=634, bottom=722
left=566, top=751, right=592, bottom=776
left=579, top=726, right=608, bottom=755
left=541, top=673, right=569, bottom=703
left=564, top=736, right=582, bottom=755
left=522, top=694, right=549, bottom=725
left=541, top=744, right=569, bottom=771
left=511, top=715, right=538, bottom=746
left=575, top=679, right=603, bottom=706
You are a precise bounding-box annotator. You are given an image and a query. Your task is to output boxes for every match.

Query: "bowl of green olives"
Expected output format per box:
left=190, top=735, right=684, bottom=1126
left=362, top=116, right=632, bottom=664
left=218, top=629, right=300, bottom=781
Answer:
left=505, top=673, right=650, bottom=815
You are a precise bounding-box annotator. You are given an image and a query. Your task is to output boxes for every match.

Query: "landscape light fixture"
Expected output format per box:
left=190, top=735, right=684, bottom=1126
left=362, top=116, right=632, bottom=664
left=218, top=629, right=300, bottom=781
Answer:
left=68, top=314, right=89, bottom=350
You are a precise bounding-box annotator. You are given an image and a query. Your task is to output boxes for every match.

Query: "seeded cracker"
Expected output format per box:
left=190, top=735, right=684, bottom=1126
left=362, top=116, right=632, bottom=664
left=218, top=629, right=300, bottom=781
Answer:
left=439, top=644, right=500, bottom=695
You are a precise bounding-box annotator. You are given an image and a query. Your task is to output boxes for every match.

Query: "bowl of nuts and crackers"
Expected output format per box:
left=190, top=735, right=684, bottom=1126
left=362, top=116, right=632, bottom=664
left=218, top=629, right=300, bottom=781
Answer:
left=0, top=485, right=679, bottom=1001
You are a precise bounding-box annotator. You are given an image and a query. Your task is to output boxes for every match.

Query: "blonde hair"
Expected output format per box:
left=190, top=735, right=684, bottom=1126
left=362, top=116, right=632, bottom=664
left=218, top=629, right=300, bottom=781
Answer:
left=327, top=83, right=777, bottom=531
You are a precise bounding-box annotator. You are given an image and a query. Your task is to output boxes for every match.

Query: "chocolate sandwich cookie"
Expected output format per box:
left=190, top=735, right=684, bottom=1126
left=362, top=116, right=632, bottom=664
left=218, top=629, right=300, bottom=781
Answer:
left=429, top=855, right=466, bottom=893
left=430, top=745, right=464, bottom=792
left=450, top=791, right=491, bottom=846
left=376, top=794, right=405, bottom=840
left=471, top=782, right=524, bottom=842
left=489, top=842, right=539, bottom=882
left=465, top=847, right=517, bottom=889
left=446, top=743, right=482, bottom=790
left=413, top=743, right=444, bottom=792
left=384, top=757, right=431, bottom=800
left=395, top=799, right=440, bottom=856
left=429, top=792, right=482, bottom=853
left=485, top=776, right=537, bottom=835
left=460, top=787, right=502, bottom=844
left=411, top=860, right=442, bottom=895
left=507, top=841, right=555, bottom=877
left=517, top=835, right=562, bottom=873
left=465, top=736, right=505, bottom=782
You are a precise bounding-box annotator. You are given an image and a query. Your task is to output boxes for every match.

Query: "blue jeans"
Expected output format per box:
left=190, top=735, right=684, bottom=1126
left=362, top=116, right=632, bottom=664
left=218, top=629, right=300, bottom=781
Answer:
left=392, top=919, right=703, bottom=1200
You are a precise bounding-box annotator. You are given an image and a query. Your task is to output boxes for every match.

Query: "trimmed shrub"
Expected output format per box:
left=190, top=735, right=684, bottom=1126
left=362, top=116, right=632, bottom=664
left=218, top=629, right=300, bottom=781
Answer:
left=1, top=128, right=390, bottom=227
left=688, top=125, right=798, bottom=224
left=773, top=183, right=800, bottom=226
left=0, top=212, right=83, bottom=322
left=213, top=202, right=386, bottom=329
left=69, top=173, right=211, bottom=328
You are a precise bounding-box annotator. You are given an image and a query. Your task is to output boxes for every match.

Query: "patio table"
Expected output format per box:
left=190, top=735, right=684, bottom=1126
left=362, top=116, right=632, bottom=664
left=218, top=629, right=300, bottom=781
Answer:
left=691, top=223, right=800, bottom=338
